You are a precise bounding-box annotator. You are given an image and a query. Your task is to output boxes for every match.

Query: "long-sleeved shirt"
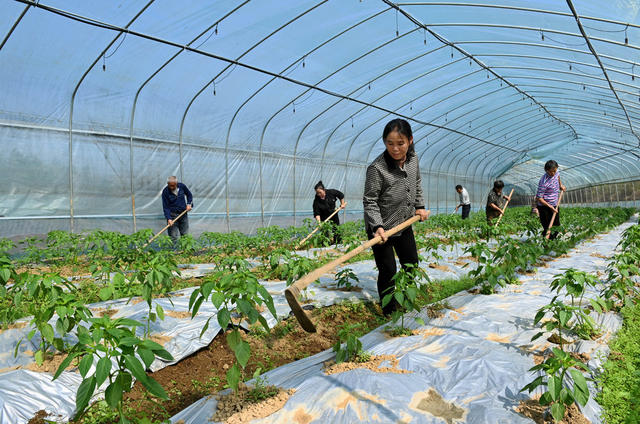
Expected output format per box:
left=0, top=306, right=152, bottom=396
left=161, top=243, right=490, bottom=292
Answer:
left=161, top=183, right=193, bottom=220
left=485, top=189, right=507, bottom=220
left=313, top=189, right=344, bottom=220
left=363, top=150, right=425, bottom=236
left=458, top=187, right=470, bottom=206
left=536, top=172, right=560, bottom=207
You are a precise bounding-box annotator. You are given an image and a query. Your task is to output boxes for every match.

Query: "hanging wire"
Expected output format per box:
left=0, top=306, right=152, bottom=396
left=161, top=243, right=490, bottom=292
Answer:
left=625, top=24, right=629, bottom=44
left=450, top=45, right=453, bottom=58
left=213, top=80, right=216, bottom=95
left=569, top=62, right=572, bottom=71
left=302, top=55, right=306, bottom=68
left=543, top=33, right=587, bottom=47
left=292, top=101, right=295, bottom=114
left=632, top=63, right=635, bottom=81
left=194, top=23, right=218, bottom=50
left=102, top=31, right=127, bottom=71
left=395, top=9, right=399, bottom=37
left=540, top=29, right=544, bottom=41
left=423, top=28, right=426, bottom=45
left=582, top=23, right=628, bottom=33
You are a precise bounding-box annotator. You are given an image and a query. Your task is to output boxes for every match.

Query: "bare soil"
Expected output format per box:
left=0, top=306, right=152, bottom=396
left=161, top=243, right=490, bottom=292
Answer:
left=212, top=385, right=295, bottom=424
left=323, top=354, right=411, bottom=375
left=26, top=352, right=78, bottom=374
left=516, top=395, right=591, bottom=424
left=428, top=263, right=453, bottom=273
left=409, top=388, right=467, bottom=424
left=27, top=410, right=62, bottom=424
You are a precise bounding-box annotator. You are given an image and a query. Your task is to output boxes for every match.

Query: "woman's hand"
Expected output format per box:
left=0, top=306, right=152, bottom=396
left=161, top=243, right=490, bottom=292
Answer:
left=340, top=201, right=347, bottom=209
left=375, top=227, right=388, bottom=243
left=416, top=209, right=430, bottom=221
left=560, top=185, right=566, bottom=192
left=315, top=215, right=321, bottom=223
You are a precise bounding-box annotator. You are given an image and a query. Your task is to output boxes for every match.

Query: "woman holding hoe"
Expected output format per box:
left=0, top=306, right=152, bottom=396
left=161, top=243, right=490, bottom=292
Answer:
left=363, top=118, right=430, bottom=316
left=312, top=181, right=346, bottom=245
left=485, top=180, right=510, bottom=224
left=535, top=160, right=566, bottom=240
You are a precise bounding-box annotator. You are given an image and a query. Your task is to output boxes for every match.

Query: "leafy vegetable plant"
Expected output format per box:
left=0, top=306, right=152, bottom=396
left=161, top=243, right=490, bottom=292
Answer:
left=383, top=263, right=429, bottom=335
left=334, top=268, right=359, bottom=290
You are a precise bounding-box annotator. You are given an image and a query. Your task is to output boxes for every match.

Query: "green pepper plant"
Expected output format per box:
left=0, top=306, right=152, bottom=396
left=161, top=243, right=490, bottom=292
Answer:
left=54, top=316, right=173, bottom=423
left=521, top=347, right=591, bottom=423
left=189, top=267, right=276, bottom=392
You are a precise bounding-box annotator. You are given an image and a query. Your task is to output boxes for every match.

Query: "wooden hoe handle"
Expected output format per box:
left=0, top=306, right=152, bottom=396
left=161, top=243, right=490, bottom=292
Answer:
left=285, top=214, right=423, bottom=332
left=295, top=203, right=346, bottom=250
left=545, top=190, right=564, bottom=239
left=494, top=188, right=515, bottom=227
left=143, top=208, right=189, bottom=249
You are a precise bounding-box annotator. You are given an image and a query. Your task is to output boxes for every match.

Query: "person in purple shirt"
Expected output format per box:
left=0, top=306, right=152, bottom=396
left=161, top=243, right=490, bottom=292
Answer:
left=535, top=160, right=566, bottom=239
left=162, top=176, right=193, bottom=244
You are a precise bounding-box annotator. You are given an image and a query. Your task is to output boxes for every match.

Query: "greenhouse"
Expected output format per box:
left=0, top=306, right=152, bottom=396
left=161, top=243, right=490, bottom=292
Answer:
left=0, top=1, right=639, bottom=423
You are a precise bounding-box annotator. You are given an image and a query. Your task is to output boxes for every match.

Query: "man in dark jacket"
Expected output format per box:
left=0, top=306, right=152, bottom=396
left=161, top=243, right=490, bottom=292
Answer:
left=162, top=176, right=193, bottom=243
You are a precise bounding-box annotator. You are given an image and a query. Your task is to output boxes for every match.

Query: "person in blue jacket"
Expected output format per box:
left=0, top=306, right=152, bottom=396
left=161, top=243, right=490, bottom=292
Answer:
left=162, top=176, right=193, bottom=243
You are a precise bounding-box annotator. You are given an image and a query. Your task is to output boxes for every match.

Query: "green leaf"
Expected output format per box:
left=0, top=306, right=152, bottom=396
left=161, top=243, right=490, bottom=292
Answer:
left=78, top=354, right=93, bottom=378
left=569, top=369, right=590, bottom=406
left=138, top=348, right=155, bottom=369
left=41, top=323, right=55, bottom=343
left=119, top=337, right=140, bottom=347
left=551, top=402, right=565, bottom=422
left=123, top=355, right=148, bottom=383
left=152, top=348, right=173, bottom=362
left=235, top=339, right=251, bottom=368
left=140, top=375, right=168, bottom=400
left=226, top=363, right=241, bottom=392
left=35, top=350, right=44, bottom=366
left=155, top=304, right=164, bottom=321
left=95, top=356, right=111, bottom=387
left=98, top=287, right=113, bottom=301
left=53, top=353, right=77, bottom=380
left=105, top=379, right=123, bottom=408
left=548, top=375, right=561, bottom=401
left=217, top=308, right=231, bottom=330
left=75, top=376, right=96, bottom=417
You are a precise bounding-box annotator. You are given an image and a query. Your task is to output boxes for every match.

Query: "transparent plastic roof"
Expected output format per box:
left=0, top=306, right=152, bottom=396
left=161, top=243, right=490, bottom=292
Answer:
left=1, top=0, right=639, bottom=232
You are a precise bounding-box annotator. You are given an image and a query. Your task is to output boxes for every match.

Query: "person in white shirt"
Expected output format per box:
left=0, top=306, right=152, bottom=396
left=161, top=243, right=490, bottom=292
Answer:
left=455, top=185, right=471, bottom=219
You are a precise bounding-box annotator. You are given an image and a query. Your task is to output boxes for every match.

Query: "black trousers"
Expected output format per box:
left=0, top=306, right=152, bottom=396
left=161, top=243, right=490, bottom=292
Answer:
left=368, top=227, right=419, bottom=315
left=538, top=204, right=560, bottom=239
left=461, top=204, right=471, bottom=219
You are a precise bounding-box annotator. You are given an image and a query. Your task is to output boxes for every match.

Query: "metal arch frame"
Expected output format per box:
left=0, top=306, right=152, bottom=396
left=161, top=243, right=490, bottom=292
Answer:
left=385, top=0, right=578, bottom=138
left=447, top=119, right=570, bottom=182
left=258, top=26, right=425, bottom=226
left=68, top=1, right=156, bottom=233
left=128, top=1, right=250, bottom=231
left=177, top=0, right=330, bottom=232
left=504, top=145, right=640, bottom=188
left=485, top=131, right=634, bottom=185
left=464, top=127, right=570, bottom=184
left=222, top=7, right=392, bottom=227
left=566, top=0, right=640, bottom=144
left=360, top=72, right=514, bottom=165
left=0, top=3, right=30, bottom=51
left=423, top=106, right=545, bottom=183
left=498, top=75, right=639, bottom=102
left=471, top=53, right=640, bottom=83
left=314, top=45, right=451, bottom=174
left=417, top=100, right=565, bottom=196
left=347, top=85, right=518, bottom=211
left=330, top=66, right=503, bottom=181
left=396, top=2, right=640, bottom=33
left=488, top=65, right=640, bottom=98
left=520, top=89, right=640, bottom=116
left=514, top=80, right=640, bottom=110
left=454, top=39, right=640, bottom=73
left=571, top=146, right=640, bottom=181
left=420, top=100, right=570, bottom=179
left=315, top=43, right=455, bottom=222
left=415, top=22, right=640, bottom=61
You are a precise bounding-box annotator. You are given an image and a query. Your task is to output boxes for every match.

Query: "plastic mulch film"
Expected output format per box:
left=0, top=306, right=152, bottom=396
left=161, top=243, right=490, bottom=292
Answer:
left=170, top=218, right=637, bottom=424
